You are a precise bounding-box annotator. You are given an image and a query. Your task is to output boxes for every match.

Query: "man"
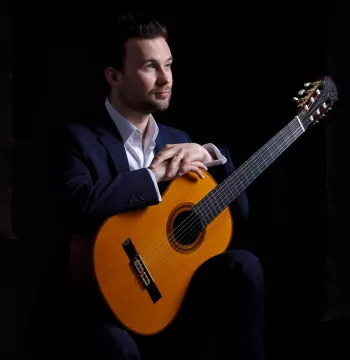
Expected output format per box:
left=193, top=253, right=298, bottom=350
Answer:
left=39, top=14, right=264, bottom=360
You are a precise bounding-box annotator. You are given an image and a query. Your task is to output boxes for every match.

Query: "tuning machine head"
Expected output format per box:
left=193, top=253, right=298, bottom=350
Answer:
left=292, top=80, right=321, bottom=107
left=307, top=101, right=334, bottom=126
left=293, top=76, right=338, bottom=129
left=304, top=81, right=319, bottom=88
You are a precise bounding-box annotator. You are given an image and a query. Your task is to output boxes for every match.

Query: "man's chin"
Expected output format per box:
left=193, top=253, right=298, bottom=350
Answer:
left=146, top=100, right=170, bottom=113
left=155, top=102, right=170, bottom=111
left=131, top=98, right=171, bottom=114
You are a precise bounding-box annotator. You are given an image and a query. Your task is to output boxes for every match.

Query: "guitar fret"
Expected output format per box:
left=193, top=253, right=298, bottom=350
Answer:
left=271, top=135, right=281, bottom=158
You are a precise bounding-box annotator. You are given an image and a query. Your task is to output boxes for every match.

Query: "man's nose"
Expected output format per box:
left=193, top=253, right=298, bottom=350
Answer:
left=157, top=69, right=171, bottom=85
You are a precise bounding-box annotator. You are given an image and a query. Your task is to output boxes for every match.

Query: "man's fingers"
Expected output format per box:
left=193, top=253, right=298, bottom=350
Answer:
left=181, top=154, right=195, bottom=165
left=178, top=164, right=207, bottom=178
left=165, top=149, right=186, bottom=176
left=150, top=148, right=177, bottom=168
left=150, top=151, right=172, bottom=168
left=195, top=161, right=208, bottom=170
left=166, top=158, right=181, bottom=178
left=178, top=161, right=207, bottom=176
left=150, top=147, right=184, bottom=169
left=188, top=165, right=205, bottom=179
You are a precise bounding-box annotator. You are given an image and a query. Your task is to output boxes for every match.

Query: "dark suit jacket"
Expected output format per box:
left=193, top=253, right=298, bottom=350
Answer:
left=53, top=107, right=249, bottom=237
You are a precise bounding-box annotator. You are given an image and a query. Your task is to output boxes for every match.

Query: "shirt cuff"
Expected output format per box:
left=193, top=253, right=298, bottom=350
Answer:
left=202, top=143, right=227, bottom=167
left=146, top=168, right=162, bottom=202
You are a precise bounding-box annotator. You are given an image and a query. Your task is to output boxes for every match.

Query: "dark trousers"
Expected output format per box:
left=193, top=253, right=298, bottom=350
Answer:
left=27, top=249, right=264, bottom=360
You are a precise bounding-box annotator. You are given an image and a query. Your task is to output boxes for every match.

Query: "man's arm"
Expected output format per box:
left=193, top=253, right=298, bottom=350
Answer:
left=202, top=143, right=227, bottom=167
left=53, top=125, right=160, bottom=233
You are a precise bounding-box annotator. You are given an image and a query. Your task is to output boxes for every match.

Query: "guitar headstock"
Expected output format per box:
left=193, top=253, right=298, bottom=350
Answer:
left=292, top=76, right=338, bottom=129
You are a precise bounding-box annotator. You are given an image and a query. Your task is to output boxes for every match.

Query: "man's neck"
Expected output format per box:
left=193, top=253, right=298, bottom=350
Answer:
left=109, top=96, right=150, bottom=135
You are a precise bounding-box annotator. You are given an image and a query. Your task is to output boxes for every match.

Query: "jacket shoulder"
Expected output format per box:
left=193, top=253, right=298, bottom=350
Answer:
left=54, top=119, right=99, bottom=143
left=157, top=122, right=190, bottom=141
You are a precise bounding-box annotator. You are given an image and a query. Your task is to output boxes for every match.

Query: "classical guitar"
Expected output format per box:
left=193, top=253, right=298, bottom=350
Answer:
left=71, top=76, right=338, bottom=336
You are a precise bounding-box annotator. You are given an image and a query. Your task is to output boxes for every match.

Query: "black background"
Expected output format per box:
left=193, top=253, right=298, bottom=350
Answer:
left=1, top=15, right=349, bottom=359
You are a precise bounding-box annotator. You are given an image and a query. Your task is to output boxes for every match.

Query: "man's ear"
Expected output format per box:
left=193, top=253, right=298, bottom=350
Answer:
left=104, top=67, right=121, bottom=87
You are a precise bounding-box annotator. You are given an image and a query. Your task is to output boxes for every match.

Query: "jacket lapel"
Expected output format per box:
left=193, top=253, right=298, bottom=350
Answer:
left=94, top=109, right=169, bottom=174
left=154, top=125, right=167, bottom=154
left=98, top=131, right=130, bottom=174
left=95, top=109, right=130, bottom=174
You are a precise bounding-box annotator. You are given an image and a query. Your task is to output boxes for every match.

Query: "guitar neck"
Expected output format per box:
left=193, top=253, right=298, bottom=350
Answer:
left=193, top=116, right=305, bottom=226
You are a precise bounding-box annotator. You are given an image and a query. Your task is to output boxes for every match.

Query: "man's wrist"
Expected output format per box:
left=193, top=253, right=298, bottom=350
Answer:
left=149, top=167, right=161, bottom=182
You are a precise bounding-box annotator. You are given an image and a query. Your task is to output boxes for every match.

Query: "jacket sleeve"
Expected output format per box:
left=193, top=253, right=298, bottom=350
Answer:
left=53, top=125, right=160, bottom=233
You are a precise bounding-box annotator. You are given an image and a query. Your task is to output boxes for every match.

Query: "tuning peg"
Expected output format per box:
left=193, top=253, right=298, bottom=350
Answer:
left=298, top=89, right=306, bottom=95
left=292, top=97, right=299, bottom=103
left=306, top=81, right=320, bottom=87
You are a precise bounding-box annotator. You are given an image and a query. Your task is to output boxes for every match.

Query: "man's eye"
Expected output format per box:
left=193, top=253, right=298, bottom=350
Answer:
left=145, top=63, right=155, bottom=68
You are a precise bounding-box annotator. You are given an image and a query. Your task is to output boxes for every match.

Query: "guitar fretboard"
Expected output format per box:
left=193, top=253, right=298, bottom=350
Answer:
left=193, top=117, right=305, bottom=226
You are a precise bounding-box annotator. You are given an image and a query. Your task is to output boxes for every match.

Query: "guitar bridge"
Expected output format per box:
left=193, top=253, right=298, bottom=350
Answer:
left=122, top=238, right=162, bottom=304
left=133, top=256, right=151, bottom=287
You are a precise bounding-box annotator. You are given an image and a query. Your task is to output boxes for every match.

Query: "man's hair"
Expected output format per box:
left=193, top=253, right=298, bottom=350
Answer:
left=103, top=13, right=168, bottom=70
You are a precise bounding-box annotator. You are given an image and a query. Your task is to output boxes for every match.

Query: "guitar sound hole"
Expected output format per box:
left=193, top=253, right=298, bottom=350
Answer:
left=172, top=210, right=203, bottom=246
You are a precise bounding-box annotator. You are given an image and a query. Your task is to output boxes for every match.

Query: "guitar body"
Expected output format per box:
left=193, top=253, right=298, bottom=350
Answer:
left=71, top=170, right=233, bottom=336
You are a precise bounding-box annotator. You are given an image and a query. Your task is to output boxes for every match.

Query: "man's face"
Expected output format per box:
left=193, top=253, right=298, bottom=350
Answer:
left=116, top=36, right=173, bottom=114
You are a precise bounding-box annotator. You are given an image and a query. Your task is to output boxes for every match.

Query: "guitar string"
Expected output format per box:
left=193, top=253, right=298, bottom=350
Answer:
left=141, top=111, right=309, bottom=269
left=146, top=119, right=305, bottom=273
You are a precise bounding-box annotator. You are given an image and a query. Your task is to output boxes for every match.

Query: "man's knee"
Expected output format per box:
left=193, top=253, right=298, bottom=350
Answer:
left=229, top=249, right=262, bottom=273
left=225, top=249, right=264, bottom=296
left=85, top=324, right=142, bottom=360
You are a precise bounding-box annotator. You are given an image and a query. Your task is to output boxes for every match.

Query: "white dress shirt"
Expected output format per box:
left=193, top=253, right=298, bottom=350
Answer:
left=105, top=98, right=227, bottom=201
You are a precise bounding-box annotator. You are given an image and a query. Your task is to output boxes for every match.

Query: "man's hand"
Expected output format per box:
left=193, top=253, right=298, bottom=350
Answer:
left=149, top=156, right=208, bottom=182
left=149, top=143, right=213, bottom=177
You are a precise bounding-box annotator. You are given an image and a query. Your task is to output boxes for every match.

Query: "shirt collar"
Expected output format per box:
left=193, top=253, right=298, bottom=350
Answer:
left=105, top=97, right=158, bottom=144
